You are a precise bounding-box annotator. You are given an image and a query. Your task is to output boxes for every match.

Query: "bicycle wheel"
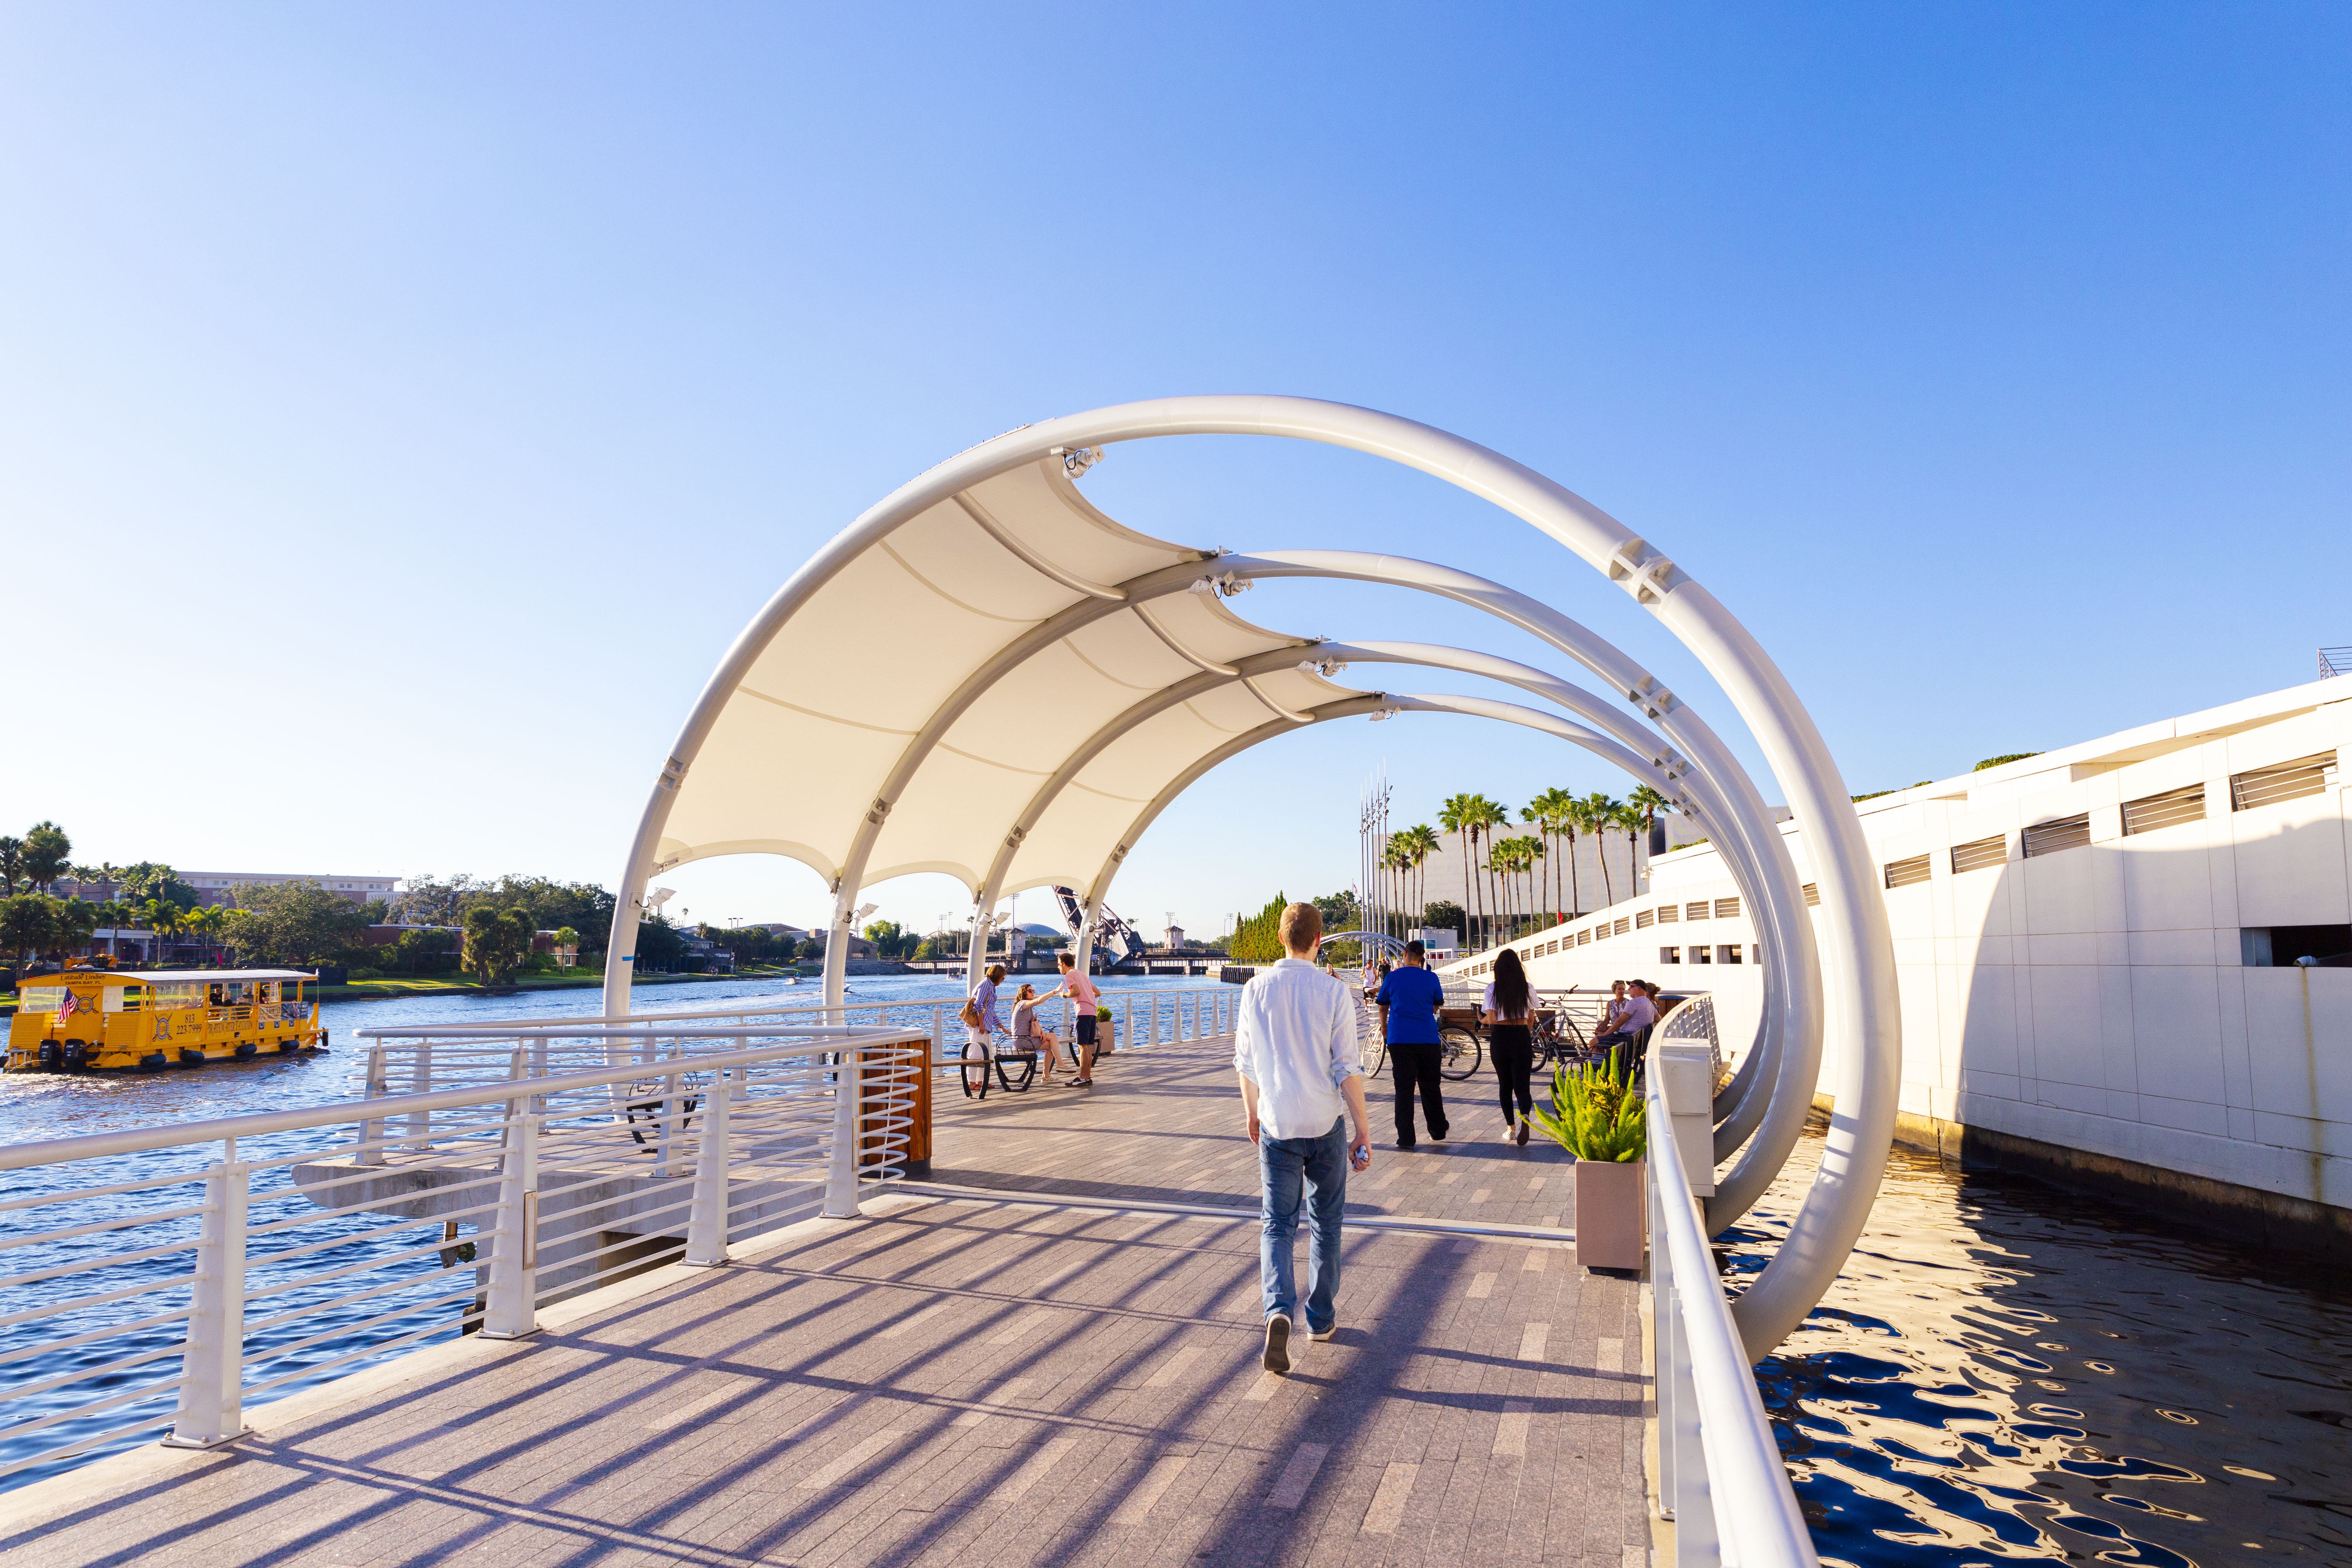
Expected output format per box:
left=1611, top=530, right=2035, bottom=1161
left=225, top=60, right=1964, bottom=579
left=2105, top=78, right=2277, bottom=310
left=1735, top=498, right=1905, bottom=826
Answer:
left=1437, top=1025, right=1483, bottom=1081
left=1363, top=1035, right=1388, bottom=1079
left=960, top=1038, right=992, bottom=1100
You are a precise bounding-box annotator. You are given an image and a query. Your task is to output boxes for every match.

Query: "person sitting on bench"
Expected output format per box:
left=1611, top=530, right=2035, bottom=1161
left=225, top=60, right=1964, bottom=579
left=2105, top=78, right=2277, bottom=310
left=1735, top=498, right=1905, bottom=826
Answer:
left=1011, top=983, right=1061, bottom=1084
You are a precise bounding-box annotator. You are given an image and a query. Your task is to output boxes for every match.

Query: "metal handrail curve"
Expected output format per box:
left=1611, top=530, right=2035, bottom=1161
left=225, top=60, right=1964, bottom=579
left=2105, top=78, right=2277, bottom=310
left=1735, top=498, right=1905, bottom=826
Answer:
left=1645, top=1000, right=1815, bottom=1566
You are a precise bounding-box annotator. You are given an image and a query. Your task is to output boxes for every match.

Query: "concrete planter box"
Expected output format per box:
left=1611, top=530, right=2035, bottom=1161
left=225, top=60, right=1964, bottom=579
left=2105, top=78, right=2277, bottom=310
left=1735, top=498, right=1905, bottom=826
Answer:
left=1574, top=1158, right=1646, bottom=1271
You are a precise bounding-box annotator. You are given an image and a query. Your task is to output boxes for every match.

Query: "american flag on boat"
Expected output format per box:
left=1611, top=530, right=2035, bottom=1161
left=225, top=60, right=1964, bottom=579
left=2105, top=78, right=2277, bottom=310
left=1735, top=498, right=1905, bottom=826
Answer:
left=56, top=991, right=77, bottom=1021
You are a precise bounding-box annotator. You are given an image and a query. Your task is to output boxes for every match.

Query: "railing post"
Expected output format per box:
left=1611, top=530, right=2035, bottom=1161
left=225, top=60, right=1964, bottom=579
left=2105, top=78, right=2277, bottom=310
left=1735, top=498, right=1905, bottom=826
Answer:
left=684, top=1067, right=733, bottom=1266
left=1652, top=1166, right=1677, bottom=1519
left=482, top=1110, right=539, bottom=1338
left=167, top=1139, right=249, bottom=1449
left=357, top=1046, right=388, bottom=1166
left=1669, top=1281, right=1717, bottom=1565
left=402, top=1043, right=433, bottom=1150
left=821, top=1038, right=863, bottom=1219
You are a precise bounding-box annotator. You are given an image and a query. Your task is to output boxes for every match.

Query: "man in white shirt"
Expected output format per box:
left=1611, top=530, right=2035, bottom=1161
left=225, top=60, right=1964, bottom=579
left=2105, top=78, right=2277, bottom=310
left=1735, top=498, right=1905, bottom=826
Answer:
left=1234, top=902, right=1372, bottom=1373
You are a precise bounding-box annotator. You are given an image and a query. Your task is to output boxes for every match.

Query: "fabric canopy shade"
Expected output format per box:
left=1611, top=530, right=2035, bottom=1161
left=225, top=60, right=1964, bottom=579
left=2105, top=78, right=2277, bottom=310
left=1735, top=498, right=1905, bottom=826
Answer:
left=652, top=453, right=1366, bottom=899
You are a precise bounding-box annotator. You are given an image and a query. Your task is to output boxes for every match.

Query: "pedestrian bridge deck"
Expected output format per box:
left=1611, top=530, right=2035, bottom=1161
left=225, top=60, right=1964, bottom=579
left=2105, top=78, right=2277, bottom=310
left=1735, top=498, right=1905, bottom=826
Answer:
left=0, top=1037, right=1648, bottom=1568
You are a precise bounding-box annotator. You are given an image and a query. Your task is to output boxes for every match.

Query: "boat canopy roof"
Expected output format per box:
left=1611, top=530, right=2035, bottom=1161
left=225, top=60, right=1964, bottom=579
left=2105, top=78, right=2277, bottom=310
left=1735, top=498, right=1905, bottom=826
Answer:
left=35, top=969, right=317, bottom=986
left=657, top=450, right=1367, bottom=898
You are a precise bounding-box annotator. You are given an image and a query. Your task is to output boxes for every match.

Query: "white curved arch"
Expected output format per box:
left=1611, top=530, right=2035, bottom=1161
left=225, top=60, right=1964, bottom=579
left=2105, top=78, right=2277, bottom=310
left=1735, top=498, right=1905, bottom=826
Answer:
left=605, top=396, right=1896, bottom=1355
left=932, top=615, right=1808, bottom=1232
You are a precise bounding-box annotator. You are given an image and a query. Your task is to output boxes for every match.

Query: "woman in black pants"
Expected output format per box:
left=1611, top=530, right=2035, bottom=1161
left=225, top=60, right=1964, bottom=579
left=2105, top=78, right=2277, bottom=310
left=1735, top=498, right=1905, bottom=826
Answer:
left=1484, top=948, right=1537, bottom=1147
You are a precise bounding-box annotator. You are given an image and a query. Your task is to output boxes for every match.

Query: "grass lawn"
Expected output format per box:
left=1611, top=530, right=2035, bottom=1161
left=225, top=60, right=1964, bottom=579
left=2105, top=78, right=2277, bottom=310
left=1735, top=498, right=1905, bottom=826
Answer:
left=317, top=965, right=812, bottom=1001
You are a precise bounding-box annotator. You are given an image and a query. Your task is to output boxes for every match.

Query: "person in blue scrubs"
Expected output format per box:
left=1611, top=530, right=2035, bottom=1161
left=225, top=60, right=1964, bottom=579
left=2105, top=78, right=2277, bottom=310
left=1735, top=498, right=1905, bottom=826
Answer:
left=1373, top=941, right=1449, bottom=1148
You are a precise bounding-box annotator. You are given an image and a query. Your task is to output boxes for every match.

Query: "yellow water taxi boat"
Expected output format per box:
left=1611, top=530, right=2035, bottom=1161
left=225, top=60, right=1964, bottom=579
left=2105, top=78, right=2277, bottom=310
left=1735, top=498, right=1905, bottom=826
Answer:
left=5, top=968, right=325, bottom=1072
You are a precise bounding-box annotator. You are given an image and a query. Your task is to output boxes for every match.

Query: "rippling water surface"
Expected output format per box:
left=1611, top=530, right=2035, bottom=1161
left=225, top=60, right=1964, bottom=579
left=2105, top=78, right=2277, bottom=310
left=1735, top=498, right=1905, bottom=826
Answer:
left=1725, top=1132, right=2352, bottom=1567
left=0, top=973, right=1208, bottom=1488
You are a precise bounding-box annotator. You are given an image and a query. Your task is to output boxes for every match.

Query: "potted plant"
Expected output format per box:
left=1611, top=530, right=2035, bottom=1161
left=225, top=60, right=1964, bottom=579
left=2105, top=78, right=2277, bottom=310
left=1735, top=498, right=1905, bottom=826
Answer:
left=1095, top=1002, right=1115, bottom=1054
left=1528, top=1054, right=1646, bottom=1271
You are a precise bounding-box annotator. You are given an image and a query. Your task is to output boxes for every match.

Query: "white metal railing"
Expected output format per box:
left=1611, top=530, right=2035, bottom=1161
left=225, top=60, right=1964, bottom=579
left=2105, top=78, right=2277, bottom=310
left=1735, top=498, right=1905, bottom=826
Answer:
left=1645, top=997, right=1815, bottom=1566
left=346, top=986, right=1240, bottom=1101
left=0, top=1021, right=923, bottom=1489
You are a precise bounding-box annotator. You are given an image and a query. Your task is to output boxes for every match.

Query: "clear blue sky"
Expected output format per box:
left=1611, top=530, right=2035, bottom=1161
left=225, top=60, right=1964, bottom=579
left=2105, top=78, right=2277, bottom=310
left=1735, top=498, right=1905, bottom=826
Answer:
left=6, top=5, right=2346, bottom=942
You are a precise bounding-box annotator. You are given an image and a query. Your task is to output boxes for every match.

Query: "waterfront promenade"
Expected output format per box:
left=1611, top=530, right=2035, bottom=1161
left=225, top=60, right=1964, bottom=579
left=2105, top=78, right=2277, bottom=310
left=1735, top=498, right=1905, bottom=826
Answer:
left=0, top=1036, right=1647, bottom=1568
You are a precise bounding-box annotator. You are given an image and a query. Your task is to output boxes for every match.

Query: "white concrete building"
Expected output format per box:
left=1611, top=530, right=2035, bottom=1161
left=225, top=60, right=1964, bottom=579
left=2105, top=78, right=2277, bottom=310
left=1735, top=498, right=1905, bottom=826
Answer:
left=1444, top=674, right=2352, bottom=1242
left=185, top=872, right=399, bottom=908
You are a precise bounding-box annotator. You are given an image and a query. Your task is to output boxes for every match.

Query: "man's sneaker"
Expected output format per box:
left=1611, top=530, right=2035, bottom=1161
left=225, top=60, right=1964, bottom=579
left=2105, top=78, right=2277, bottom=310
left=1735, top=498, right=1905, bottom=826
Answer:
left=1263, top=1314, right=1292, bottom=1374
left=1309, top=1323, right=1338, bottom=1341
left=1394, top=1139, right=1417, bottom=1151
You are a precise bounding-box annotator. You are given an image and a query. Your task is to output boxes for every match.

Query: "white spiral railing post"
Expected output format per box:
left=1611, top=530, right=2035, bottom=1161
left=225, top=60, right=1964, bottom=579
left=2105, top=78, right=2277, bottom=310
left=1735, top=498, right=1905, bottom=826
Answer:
left=684, top=1067, right=733, bottom=1266
left=167, top=1141, right=248, bottom=1449
left=821, top=1043, right=863, bottom=1220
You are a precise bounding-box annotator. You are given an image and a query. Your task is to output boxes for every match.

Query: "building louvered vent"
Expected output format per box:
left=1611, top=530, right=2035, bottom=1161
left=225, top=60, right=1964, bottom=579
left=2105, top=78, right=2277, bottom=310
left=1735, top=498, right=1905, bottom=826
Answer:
left=1950, top=835, right=2007, bottom=873
left=2230, top=752, right=2336, bottom=813
left=1635, top=909, right=1654, bottom=929
left=1713, top=897, right=1740, bottom=919
left=1575, top=928, right=1591, bottom=946
left=1686, top=901, right=1709, bottom=921
left=1657, top=903, right=1678, bottom=923
left=2123, top=784, right=2207, bottom=836
left=1801, top=883, right=1819, bottom=906
left=1883, top=854, right=1931, bottom=889
left=1612, top=918, right=1631, bottom=936
left=2023, top=813, right=2092, bottom=858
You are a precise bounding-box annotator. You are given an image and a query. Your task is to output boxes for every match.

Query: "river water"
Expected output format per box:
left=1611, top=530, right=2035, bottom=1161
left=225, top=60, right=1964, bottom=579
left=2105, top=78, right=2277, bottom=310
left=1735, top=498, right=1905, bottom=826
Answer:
left=1727, top=1132, right=2352, bottom=1567
left=5, top=978, right=2347, bottom=1562
left=0, top=974, right=1210, bottom=1490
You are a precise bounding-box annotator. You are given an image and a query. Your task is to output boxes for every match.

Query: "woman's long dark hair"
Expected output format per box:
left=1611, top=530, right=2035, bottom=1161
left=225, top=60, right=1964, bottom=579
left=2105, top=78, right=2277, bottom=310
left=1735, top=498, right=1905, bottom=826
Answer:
left=1492, top=948, right=1531, bottom=1020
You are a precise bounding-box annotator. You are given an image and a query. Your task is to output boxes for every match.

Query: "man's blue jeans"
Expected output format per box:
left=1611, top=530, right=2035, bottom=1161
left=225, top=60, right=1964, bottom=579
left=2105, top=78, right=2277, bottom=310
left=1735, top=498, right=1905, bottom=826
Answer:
left=1260, top=1117, right=1348, bottom=1332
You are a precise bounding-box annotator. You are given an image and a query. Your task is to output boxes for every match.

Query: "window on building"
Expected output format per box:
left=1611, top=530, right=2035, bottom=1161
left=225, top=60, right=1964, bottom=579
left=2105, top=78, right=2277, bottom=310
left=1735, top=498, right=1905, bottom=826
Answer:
left=2240, top=925, right=2352, bottom=967
left=1635, top=908, right=1654, bottom=929
left=1576, top=928, right=1591, bottom=946
left=2122, top=783, right=2207, bottom=836
left=1713, top=897, right=1740, bottom=919
left=2230, top=752, right=2336, bottom=813
left=1883, top=854, right=1931, bottom=890
left=1801, top=882, right=1820, bottom=906
left=1685, top=901, right=1709, bottom=922
left=1690, top=944, right=1713, bottom=964
left=1612, top=918, right=1631, bottom=936
left=1718, top=945, right=1742, bottom=964
left=1950, top=835, right=2007, bottom=874
left=1657, top=903, right=1678, bottom=923
left=2023, top=813, right=2092, bottom=858
left=1659, top=946, right=1681, bottom=964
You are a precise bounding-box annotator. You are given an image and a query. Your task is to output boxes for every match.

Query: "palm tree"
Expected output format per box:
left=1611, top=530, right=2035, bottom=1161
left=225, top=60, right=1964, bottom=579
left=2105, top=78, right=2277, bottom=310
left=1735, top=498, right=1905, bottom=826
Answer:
left=1628, top=786, right=1674, bottom=889
left=1583, top=792, right=1628, bottom=906
left=140, top=898, right=182, bottom=965
left=184, top=904, right=225, bottom=965
left=1438, top=795, right=1476, bottom=946
left=94, top=899, right=129, bottom=963
left=0, top=838, right=19, bottom=896
left=1465, top=795, right=1509, bottom=948
left=1524, top=790, right=1570, bottom=924
left=1403, top=823, right=1438, bottom=933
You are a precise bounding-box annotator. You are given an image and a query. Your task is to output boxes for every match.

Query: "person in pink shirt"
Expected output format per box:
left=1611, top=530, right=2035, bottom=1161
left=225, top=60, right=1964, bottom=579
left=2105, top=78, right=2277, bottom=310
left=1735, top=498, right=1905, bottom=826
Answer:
left=1035, top=949, right=1103, bottom=1086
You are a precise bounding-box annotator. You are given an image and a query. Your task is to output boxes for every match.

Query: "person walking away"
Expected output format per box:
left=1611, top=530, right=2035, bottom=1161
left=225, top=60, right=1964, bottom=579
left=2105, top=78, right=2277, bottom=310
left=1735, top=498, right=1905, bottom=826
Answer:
left=965, top=963, right=1009, bottom=1070
left=1374, top=940, right=1448, bottom=1148
left=1484, top=948, right=1537, bottom=1146
left=1034, top=950, right=1101, bottom=1086
left=1234, top=901, right=1372, bottom=1373
left=1010, top=983, right=1061, bottom=1083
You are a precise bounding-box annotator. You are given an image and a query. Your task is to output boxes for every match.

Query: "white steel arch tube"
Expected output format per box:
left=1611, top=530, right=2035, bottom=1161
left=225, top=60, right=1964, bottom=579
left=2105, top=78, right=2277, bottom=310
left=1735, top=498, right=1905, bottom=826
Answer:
left=603, top=395, right=1895, bottom=1355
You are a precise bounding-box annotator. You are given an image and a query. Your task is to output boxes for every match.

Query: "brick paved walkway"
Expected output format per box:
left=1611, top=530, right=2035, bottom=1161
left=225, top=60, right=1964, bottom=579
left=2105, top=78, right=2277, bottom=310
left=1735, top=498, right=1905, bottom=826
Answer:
left=0, top=1037, right=1649, bottom=1567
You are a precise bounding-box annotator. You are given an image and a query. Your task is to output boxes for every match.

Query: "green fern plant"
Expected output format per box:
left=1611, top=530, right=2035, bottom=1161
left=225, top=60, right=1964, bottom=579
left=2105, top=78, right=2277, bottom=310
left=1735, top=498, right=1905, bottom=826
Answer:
left=1528, top=1052, right=1646, bottom=1162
